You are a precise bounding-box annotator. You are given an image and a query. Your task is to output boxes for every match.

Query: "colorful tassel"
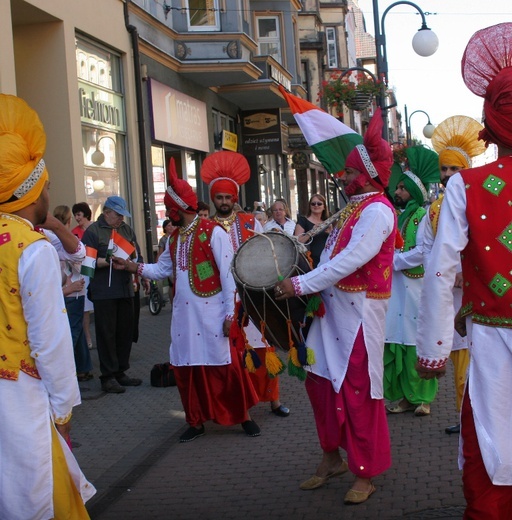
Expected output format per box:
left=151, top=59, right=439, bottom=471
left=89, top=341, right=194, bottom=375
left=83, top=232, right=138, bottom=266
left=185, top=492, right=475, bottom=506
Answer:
left=306, top=347, right=316, bottom=366
left=287, top=357, right=307, bottom=381
left=305, top=294, right=325, bottom=318
left=297, top=341, right=307, bottom=366
left=265, top=348, right=285, bottom=378
left=245, top=348, right=261, bottom=373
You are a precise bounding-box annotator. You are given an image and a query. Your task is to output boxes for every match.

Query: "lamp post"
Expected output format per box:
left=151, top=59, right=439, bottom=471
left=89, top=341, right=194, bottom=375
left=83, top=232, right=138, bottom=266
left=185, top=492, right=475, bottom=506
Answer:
left=372, top=0, right=439, bottom=141
left=404, top=105, right=435, bottom=145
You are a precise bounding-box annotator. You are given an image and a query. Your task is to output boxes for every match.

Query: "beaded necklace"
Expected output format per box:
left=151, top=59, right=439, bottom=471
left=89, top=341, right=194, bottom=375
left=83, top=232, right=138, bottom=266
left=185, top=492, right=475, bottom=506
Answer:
left=179, top=216, right=199, bottom=243
left=212, top=212, right=237, bottom=233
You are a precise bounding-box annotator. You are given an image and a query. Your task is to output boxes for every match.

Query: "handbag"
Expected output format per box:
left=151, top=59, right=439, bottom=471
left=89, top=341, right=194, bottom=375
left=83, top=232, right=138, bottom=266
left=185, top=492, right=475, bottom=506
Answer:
left=150, top=362, right=176, bottom=387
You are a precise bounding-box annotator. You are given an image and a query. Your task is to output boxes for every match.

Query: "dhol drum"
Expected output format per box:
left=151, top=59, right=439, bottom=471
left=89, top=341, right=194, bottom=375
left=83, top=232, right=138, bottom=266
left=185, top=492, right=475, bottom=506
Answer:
left=232, top=231, right=311, bottom=351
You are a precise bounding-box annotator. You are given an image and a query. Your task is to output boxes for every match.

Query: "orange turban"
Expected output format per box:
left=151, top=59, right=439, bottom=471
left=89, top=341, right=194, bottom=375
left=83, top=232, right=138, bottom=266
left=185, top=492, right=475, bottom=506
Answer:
left=200, top=151, right=250, bottom=202
left=0, top=94, right=49, bottom=212
left=431, top=116, right=485, bottom=169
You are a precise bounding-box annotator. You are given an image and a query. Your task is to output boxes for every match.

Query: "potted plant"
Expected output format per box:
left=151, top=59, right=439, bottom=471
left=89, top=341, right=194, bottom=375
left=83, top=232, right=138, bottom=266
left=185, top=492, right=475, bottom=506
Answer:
left=319, top=71, right=381, bottom=112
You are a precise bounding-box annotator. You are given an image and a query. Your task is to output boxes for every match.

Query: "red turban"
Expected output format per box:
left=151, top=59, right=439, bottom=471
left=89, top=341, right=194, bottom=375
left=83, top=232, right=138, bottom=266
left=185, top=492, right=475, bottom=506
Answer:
left=200, top=151, right=250, bottom=202
left=345, top=108, right=393, bottom=189
left=462, top=23, right=512, bottom=149
left=164, top=157, right=197, bottom=214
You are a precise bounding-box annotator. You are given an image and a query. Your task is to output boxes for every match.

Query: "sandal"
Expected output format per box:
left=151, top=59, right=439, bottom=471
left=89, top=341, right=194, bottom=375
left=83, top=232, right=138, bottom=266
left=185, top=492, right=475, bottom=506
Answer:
left=386, top=399, right=415, bottom=414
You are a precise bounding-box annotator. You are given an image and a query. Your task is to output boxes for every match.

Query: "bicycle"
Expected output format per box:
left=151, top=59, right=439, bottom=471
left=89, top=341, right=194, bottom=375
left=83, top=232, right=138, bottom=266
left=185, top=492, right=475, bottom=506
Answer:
left=148, top=280, right=164, bottom=316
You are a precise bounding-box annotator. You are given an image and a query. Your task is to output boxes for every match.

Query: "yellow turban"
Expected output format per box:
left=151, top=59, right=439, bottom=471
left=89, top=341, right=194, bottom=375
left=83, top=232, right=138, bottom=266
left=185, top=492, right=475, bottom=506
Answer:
left=0, top=94, right=49, bottom=213
left=431, top=115, right=486, bottom=169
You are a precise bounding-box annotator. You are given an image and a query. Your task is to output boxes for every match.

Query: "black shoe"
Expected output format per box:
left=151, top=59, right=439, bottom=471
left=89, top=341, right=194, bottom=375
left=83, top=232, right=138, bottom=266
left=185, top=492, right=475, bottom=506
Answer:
left=445, top=423, right=460, bottom=434
left=101, top=378, right=126, bottom=393
left=179, top=425, right=205, bottom=443
left=116, top=374, right=142, bottom=386
left=271, top=405, right=290, bottom=417
left=242, top=420, right=261, bottom=437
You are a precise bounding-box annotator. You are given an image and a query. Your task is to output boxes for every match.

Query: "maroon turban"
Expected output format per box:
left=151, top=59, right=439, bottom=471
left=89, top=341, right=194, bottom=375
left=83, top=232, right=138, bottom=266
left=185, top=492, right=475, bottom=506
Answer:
left=345, top=108, right=393, bottom=189
left=462, top=23, right=512, bottom=149
left=164, top=157, right=198, bottom=220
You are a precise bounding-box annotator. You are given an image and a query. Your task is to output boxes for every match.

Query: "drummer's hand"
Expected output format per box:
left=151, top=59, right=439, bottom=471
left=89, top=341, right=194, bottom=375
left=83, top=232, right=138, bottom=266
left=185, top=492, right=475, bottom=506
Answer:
left=274, top=278, right=295, bottom=300
left=223, top=319, right=232, bottom=337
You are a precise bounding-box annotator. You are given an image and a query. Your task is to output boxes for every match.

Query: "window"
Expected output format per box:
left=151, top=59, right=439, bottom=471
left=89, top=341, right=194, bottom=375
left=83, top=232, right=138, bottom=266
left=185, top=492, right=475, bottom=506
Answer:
left=187, top=0, right=220, bottom=31
left=326, top=27, right=338, bottom=69
left=257, top=16, right=282, bottom=64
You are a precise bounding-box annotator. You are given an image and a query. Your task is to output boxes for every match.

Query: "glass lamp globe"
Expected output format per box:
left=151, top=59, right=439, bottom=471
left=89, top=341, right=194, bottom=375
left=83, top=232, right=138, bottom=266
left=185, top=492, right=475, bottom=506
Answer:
left=93, top=179, right=105, bottom=191
left=412, top=29, right=439, bottom=57
left=422, top=123, right=436, bottom=139
left=91, top=149, right=105, bottom=166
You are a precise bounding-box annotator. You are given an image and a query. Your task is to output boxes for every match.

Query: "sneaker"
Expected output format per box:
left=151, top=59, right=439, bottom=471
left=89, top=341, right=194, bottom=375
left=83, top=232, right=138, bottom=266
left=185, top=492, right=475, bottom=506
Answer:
left=241, top=420, right=261, bottom=437
left=179, top=425, right=205, bottom=443
left=101, top=378, right=126, bottom=393
left=116, top=374, right=142, bottom=386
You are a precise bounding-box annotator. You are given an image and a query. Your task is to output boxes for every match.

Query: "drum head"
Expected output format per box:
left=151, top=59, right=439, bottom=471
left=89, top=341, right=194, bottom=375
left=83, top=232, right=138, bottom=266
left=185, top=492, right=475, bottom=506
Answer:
left=233, top=232, right=299, bottom=290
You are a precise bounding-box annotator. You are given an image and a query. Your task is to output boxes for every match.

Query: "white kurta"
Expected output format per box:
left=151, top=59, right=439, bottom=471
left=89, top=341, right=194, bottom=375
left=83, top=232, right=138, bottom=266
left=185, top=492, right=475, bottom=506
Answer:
left=141, top=222, right=236, bottom=366
left=422, top=204, right=467, bottom=351
left=385, top=215, right=426, bottom=345
left=293, top=193, right=395, bottom=396
left=417, top=173, right=512, bottom=485
left=0, top=237, right=95, bottom=520
left=229, top=217, right=265, bottom=347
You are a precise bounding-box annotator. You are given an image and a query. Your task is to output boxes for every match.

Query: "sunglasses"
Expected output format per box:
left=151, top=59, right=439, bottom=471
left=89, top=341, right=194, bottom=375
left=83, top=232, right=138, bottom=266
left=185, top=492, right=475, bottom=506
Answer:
left=310, top=201, right=324, bottom=206
left=441, top=166, right=460, bottom=172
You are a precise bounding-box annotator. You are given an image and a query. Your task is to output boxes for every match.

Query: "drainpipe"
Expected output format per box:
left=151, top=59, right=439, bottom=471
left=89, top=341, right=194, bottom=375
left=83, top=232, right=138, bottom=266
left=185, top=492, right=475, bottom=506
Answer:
left=124, top=0, right=154, bottom=264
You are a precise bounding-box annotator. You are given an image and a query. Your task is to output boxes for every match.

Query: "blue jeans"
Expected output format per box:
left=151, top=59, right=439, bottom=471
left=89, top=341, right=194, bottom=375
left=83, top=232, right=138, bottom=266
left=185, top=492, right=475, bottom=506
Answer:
left=65, top=295, right=93, bottom=373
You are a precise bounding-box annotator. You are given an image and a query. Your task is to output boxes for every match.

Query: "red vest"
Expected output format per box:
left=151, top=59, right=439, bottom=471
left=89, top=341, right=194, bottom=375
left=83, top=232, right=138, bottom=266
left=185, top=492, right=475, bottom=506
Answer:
left=169, top=219, right=222, bottom=297
left=331, top=193, right=397, bottom=299
left=460, top=158, right=512, bottom=328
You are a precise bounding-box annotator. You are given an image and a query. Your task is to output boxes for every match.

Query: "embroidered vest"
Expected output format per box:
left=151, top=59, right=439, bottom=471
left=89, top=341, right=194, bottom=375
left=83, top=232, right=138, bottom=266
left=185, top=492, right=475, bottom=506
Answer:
left=400, top=206, right=426, bottom=278
left=460, top=160, right=512, bottom=328
left=0, top=214, right=46, bottom=381
left=331, top=193, right=397, bottom=299
left=169, top=219, right=222, bottom=297
left=428, top=195, right=443, bottom=237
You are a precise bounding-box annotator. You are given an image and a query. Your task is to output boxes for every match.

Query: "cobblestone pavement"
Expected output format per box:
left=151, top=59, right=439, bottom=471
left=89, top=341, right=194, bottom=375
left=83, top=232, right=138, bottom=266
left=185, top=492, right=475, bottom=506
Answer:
left=72, top=302, right=465, bottom=519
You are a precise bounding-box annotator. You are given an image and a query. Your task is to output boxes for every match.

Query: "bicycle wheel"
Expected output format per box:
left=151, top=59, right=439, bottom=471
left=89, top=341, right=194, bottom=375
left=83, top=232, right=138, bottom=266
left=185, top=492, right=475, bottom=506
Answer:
left=149, top=288, right=163, bottom=315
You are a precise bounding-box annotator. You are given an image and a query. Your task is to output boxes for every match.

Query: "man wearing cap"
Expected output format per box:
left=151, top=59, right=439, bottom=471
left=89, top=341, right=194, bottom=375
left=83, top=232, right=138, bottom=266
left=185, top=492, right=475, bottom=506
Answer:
left=202, top=151, right=290, bottom=418
left=113, top=158, right=260, bottom=442
left=417, top=23, right=512, bottom=518
left=82, top=195, right=142, bottom=393
left=0, top=94, right=95, bottom=518
left=275, top=109, right=398, bottom=505
left=384, top=146, right=440, bottom=418
left=425, top=116, right=485, bottom=435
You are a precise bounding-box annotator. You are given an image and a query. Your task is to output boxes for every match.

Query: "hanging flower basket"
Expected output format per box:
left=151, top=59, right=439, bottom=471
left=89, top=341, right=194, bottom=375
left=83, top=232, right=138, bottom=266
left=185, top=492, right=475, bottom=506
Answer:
left=344, top=91, right=374, bottom=111
left=319, top=71, right=381, bottom=113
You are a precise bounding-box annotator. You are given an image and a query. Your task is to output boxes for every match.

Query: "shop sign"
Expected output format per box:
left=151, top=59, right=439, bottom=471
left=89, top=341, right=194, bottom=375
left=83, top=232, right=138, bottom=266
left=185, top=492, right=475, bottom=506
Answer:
left=78, top=81, right=125, bottom=132
left=221, top=130, right=238, bottom=151
left=240, top=109, right=282, bottom=156
left=149, top=79, right=209, bottom=152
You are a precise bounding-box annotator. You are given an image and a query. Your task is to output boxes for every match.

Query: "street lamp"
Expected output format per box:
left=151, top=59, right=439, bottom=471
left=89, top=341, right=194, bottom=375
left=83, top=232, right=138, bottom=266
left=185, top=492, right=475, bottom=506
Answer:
left=91, top=134, right=117, bottom=166
left=372, top=0, right=439, bottom=141
left=404, top=105, right=435, bottom=145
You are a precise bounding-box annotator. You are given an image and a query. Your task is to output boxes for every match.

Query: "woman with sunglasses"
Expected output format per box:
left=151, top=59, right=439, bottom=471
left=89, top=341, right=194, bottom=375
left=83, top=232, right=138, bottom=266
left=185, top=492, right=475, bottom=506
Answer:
left=294, top=194, right=331, bottom=268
